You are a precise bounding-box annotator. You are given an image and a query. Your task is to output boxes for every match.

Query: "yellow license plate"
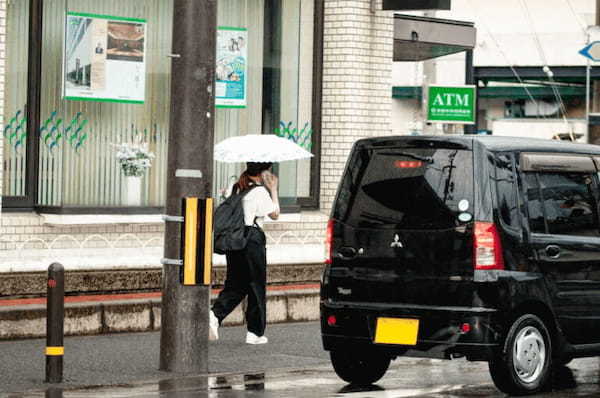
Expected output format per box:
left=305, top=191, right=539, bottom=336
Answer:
left=374, top=317, right=419, bottom=345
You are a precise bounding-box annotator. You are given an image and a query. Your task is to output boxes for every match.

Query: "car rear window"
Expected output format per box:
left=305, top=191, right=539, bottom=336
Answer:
left=334, top=147, right=474, bottom=229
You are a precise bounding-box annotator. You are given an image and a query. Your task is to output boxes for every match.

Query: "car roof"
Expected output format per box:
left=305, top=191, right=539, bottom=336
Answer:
left=356, top=135, right=600, bottom=155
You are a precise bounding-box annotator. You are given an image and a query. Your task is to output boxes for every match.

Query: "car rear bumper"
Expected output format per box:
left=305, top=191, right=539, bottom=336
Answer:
left=321, top=300, right=502, bottom=361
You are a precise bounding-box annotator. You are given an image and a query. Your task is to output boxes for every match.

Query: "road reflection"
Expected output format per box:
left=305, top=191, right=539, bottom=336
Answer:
left=26, top=356, right=600, bottom=397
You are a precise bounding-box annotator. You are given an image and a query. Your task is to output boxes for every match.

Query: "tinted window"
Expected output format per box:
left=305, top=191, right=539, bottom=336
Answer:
left=540, top=173, right=599, bottom=236
left=495, top=153, right=519, bottom=228
left=525, top=172, right=600, bottom=236
left=524, top=173, right=546, bottom=233
left=335, top=148, right=474, bottom=229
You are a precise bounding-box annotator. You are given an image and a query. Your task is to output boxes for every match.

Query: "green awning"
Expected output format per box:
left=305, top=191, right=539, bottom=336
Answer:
left=392, top=86, right=585, bottom=99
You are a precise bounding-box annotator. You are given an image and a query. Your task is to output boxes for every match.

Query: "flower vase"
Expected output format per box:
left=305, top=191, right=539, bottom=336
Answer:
left=123, top=176, right=142, bottom=206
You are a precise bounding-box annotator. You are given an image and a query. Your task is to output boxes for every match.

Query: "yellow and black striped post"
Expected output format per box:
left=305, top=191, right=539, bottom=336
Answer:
left=46, top=263, right=64, bottom=383
left=181, top=197, right=213, bottom=285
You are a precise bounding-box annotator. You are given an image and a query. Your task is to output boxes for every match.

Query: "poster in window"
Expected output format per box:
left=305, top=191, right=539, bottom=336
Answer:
left=216, top=27, right=247, bottom=108
left=64, top=12, right=146, bottom=104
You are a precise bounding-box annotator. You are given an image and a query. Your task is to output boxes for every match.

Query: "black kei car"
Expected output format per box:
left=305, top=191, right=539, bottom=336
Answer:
left=320, top=135, right=600, bottom=395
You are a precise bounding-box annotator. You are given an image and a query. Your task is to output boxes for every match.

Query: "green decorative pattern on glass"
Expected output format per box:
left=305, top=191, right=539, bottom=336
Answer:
left=66, top=112, right=89, bottom=151
left=3, top=110, right=91, bottom=153
left=39, top=111, right=89, bottom=152
left=3, top=109, right=27, bottom=152
left=274, top=121, right=312, bottom=151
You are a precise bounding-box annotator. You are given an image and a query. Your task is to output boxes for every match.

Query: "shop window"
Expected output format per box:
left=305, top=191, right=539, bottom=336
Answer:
left=214, top=0, right=316, bottom=208
left=504, top=99, right=560, bottom=118
left=504, top=100, right=525, bottom=118
left=5, top=0, right=319, bottom=210
left=32, top=0, right=174, bottom=207
left=4, top=0, right=29, bottom=198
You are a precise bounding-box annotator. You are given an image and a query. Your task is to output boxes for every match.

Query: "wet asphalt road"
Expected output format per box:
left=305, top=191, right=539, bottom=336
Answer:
left=3, top=321, right=600, bottom=397
left=7, top=352, right=600, bottom=397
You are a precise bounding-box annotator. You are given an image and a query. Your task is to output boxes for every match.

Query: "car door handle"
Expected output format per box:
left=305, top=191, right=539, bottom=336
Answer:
left=545, top=245, right=561, bottom=259
left=337, top=246, right=358, bottom=260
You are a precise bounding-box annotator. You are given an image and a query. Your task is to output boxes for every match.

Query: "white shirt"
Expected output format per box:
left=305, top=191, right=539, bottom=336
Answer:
left=242, top=185, right=277, bottom=228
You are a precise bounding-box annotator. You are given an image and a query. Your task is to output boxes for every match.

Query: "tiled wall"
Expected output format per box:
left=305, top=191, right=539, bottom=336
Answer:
left=320, top=0, right=394, bottom=211
left=0, top=212, right=327, bottom=252
left=0, top=214, right=164, bottom=254
left=0, top=211, right=327, bottom=271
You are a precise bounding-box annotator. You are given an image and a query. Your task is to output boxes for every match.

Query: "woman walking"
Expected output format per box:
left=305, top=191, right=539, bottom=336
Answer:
left=210, top=162, right=280, bottom=344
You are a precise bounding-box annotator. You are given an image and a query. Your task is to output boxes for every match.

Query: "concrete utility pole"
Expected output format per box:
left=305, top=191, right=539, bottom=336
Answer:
left=160, top=0, right=216, bottom=373
left=464, top=49, right=477, bottom=134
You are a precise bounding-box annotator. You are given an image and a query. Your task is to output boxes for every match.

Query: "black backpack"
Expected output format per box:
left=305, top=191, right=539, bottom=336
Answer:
left=213, top=185, right=258, bottom=254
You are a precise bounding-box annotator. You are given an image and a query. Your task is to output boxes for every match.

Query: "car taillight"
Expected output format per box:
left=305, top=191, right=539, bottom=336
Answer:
left=394, top=160, right=422, bottom=168
left=473, top=222, right=504, bottom=270
left=325, top=219, right=334, bottom=264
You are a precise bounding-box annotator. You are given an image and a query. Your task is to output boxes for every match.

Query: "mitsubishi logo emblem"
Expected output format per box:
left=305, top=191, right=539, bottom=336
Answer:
left=390, top=234, right=403, bottom=248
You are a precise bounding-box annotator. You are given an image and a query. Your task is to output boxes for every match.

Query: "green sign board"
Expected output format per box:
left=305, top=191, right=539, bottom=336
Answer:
left=427, top=85, right=476, bottom=124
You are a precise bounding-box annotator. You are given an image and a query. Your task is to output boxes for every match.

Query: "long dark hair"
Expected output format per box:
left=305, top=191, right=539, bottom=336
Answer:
left=234, top=171, right=253, bottom=193
left=234, top=162, right=273, bottom=193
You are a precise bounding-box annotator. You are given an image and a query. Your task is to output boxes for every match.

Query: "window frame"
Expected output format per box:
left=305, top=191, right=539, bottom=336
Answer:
left=3, top=0, right=42, bottom=211
left=297, top=0, right=323, bottom=210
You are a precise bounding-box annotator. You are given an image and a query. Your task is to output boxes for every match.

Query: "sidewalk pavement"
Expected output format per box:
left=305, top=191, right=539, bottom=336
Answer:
left=0, top=321, right=329, bottom=395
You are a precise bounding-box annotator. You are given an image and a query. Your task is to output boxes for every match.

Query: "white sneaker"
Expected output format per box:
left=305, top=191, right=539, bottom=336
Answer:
left=209, top=310, right=219, bottom=341
left=246, top=332, right=268, bottom=345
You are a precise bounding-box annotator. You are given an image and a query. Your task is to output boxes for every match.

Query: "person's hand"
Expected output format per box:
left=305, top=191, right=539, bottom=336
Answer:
left=261, top=170, right=278, bottom=191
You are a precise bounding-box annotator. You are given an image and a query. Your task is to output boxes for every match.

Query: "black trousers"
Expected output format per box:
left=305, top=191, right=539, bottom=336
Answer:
left=212, top=227, right=267, bottom=336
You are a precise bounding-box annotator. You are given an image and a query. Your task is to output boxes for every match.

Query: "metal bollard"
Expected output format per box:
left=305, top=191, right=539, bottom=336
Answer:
left=46, top=263, right=64, bottom=383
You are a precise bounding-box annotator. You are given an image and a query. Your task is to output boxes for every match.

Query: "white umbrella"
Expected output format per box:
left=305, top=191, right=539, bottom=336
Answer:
left=214, top=134, right=313, bottom=163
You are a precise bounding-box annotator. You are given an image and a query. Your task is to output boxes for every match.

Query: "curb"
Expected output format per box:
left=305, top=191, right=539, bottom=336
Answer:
left=0, top=263, right=323, bottom=297
left=0, top=285, right=321, bottom=340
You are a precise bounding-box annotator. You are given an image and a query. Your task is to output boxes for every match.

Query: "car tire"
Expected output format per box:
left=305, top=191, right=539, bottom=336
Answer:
left=488, top=314, right=552, bottom=395
left=330, top=349, right=391, bottom=385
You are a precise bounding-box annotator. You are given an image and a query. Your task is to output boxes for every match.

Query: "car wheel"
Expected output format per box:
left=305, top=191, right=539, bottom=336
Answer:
left=489, top=314, right=552, bottom=395
left=330, top=349, right=391, bottom=385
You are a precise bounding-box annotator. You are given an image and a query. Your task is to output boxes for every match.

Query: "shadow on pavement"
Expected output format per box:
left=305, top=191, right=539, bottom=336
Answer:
left=338, top=384, right=385, bottom=393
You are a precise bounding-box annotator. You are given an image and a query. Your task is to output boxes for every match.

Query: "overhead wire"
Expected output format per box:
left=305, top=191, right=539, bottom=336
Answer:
left=465, top=0, right=547, bottom=119
left=564, top=0, right=589, bottom=37
left=518, top=0, right=574, bottom=138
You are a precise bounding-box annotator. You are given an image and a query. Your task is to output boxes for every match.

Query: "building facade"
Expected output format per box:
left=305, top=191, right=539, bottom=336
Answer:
left=392, top=0, right=596, bottom=142
left=0, top=0, right=394, bottom=287
left=1, top=0, right=5, bottom=209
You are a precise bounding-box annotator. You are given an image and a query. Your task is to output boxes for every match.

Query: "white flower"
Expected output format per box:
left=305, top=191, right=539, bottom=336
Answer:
left=113, top=142, right=155, bottom=177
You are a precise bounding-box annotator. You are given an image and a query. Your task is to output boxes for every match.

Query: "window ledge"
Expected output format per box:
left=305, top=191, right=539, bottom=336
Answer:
left=39, top=210, right=327, bottom=226
left=41, top=213, right=164, bottom=226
